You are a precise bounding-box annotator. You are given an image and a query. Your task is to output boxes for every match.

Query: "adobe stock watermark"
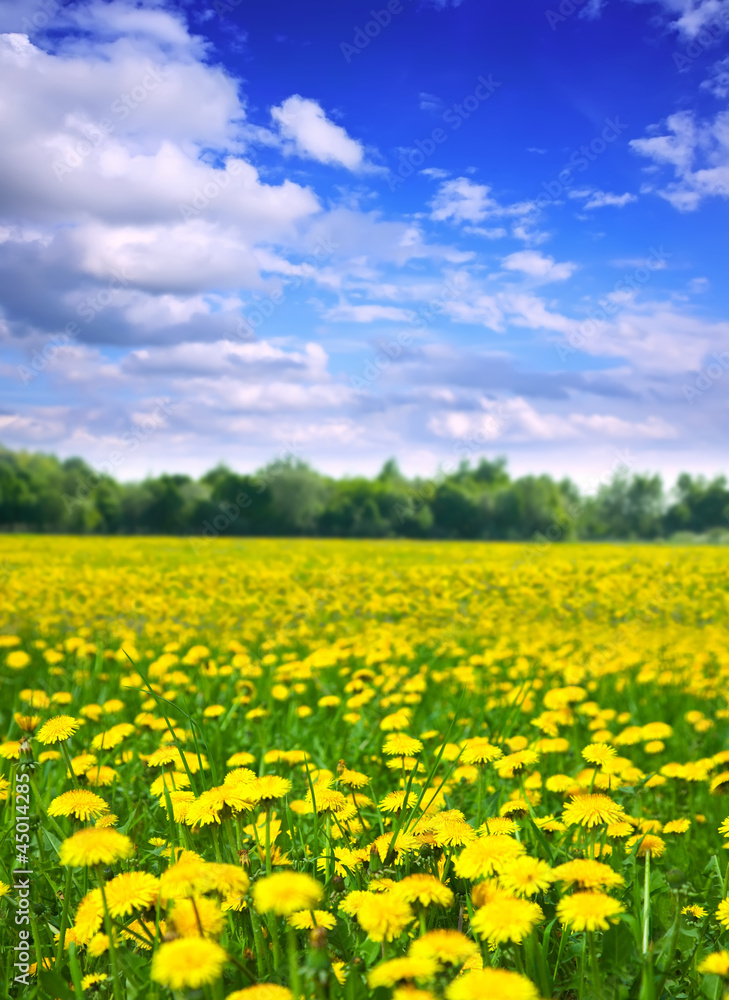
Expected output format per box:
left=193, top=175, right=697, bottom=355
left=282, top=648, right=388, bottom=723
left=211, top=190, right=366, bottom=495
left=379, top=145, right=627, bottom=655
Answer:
left=535, top=117, right=629, bottom=209
left=514, top=449, right=636, bottom=566
left=682, top=352, right=729, bottom=404
left=18, top=267, right=132, bottom=384
left=231, top=237, right=339, bottom=340
left=19, top=0, right=69, bottom=34
left=52, top=65, right=170, bottom=181
left=393, top=412, right=508, bottom=524
left=62, top=399, right=175, bottom=513
left=555, top=245, right=671, bottom=365
left=673, top=10, right=729, bottom=72
left=387, top=76, right=502, bottom=191
left=348, top=277, right=462, bottom=392
left=13, top=767, right=34, bottom=987
left=340, top=0, right=408, bottom=62
left=189, top=441, right=302, bottom=554
left=179, top=159, right=245, bottom=221
left=544, top=0, right=597, bottom=31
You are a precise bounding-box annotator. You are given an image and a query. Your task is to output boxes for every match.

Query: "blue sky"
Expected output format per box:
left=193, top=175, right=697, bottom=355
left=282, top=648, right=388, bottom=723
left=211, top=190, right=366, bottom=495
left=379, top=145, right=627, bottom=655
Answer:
left=0, top=0, right=728, bottom=487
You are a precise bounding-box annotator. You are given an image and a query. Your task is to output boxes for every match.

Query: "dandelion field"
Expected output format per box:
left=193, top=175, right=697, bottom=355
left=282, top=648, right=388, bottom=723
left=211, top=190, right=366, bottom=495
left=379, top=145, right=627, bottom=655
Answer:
left=1, top=536, right=728, bottom=1000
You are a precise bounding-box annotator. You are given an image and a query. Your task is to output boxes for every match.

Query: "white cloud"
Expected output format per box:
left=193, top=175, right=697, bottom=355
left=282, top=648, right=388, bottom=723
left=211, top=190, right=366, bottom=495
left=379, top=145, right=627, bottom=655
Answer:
left=628, top=0, right=729, bottom=38
left=502, top=250, right=577, bottom=282
left=323, top=301, right=415, bottom=323
left=569, top=188, right=638, bottom=208
left=630, top=109, right=729, bottom=209
left=429, top=177, right=535, bottom=225
left=271, top=95, right=365, bottom=170
left=702, top=56, right=729, bottom=98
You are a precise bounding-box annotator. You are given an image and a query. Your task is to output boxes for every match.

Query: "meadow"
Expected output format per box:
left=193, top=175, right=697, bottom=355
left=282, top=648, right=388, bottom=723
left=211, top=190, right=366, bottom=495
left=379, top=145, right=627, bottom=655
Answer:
left=1, top=536, right=728, bottom=1000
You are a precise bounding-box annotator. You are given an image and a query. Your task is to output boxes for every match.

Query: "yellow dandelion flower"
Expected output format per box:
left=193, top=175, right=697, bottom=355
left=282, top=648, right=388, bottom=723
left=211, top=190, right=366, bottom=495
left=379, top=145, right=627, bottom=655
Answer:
left=250, top=775, right=293, bottom=804
left=454, top=835, right=526, bottom=880
left=460, top=738, right=503, bottom=765
left=73, top=889, right=104, bottom=945
left=681, top=904, right=707, bottom=920
left=36, top=715, right=81, bottom=744
left=287, top=909, right=337, bottom=930
left=409, top=929, right=479, bottom=965
left=445, top=968, right=540, bottom=1000
left=499, top=856, right=555, bottom=897
left=151, top=937, right=227, bottom=990
left=159, top=852, right=211, bottom=901
left=710, top=772, right=729, bottom=795
left=698, top=952, right=729, bottom=977
left=368, top=956, right=438, bottom=988
left=48, top=790, right=109, bottom=822
left=557, top=891, right=625, bottom=931
left=563, top=794, right=624, bottom=828
left=355, top=892, right=415, bottom=941
left=582, top=743, right=617, bottom=767
left=105, top=871, right=160, bottom=918
left=81, top=974, right=108, bottom=989
left=663, top=818, right=691, bottom=834
left=252, top=872, right=323, bottom=916
left=717, top=898, right=729, bottom=929
left=59, top=828, right=134, bottom=867
left=392, top=874, right=454, bottom=908
left=169, top=896, right=224, bottom=938
left=383, top=733, right=423, bottom=756
left=471, top=894, right=543, bottom=945
left=627, top=834, right=666, bottom=858
left=479, top=817, right=517, bottom=836
left=552, top=859, right=625, bottom=891
left=225, top=987, right=293, bottom=1000
left=338, top=767, right=370, bottom=788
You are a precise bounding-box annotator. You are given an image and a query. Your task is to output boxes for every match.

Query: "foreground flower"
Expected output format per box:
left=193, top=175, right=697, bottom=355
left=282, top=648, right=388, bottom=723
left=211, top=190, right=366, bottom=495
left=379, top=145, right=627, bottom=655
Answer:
left=169, top=897, right=224, bottom=938
left=368, top=956, right=438, bottom=988
left=582, top=743, right=617, bottom=768
left=499, top=857, right=554, bottom=897
left=471, top=894, right=543, bottom=944
left=392, top=874, right=454, bottom=908
left=454, top=835, right=525, bottom=879
left=698, top=952, right=729, bottom=977
left=105, top=872, right=160, bottom=918
left=445, top=968, right=540, bottom=1000
left=557, top=892, right=625, bottom=932
left=460, top=738, right=503, bottom=765
left=226, top=988, right=293, bottom=1000
left=48, top=790, right=109, bottom=822
left=409, top=930, right=479, bottom=965
left=627, top=834, right=666, bottom=858
left=717, top=898, right=729, bottom=929
left=59, top=828, right=134, bottom=867
left=151, top=937, right=227, bottom=990
left=563, top=794, right=624, bottom=828
left=252, top=872, right=323, bottom=916
left=288, top=909, right=336, bottom=930
left=355, top=892, right=414, bottom=942
left=383, top=733, right=423, bottom=756
left=36, top=716, right=81, bottom=744
left=552, top=859, right=625, bottom=891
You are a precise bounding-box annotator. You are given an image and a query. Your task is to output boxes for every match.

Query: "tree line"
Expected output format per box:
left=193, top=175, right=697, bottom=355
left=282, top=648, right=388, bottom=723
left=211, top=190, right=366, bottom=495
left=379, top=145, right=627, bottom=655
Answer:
left=0, top=444, right=727, bottom=542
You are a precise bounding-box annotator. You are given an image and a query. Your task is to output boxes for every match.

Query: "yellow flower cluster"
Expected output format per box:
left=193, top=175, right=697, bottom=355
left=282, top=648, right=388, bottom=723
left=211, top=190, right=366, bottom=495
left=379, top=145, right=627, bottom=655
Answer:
left=0, top=536, right=728, bottom=999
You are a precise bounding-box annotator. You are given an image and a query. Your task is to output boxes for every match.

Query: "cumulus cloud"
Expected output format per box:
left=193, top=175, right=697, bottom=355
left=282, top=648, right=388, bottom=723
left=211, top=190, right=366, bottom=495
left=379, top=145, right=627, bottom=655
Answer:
left=429, top=177, right=535, bottom=225
left=271, top=95, right=366, bottom=170
left=501, top=251, right=577, bottom=282
left=630, top=0, right=729, bottom=38
left=630, top=109, right=729, bottom=209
